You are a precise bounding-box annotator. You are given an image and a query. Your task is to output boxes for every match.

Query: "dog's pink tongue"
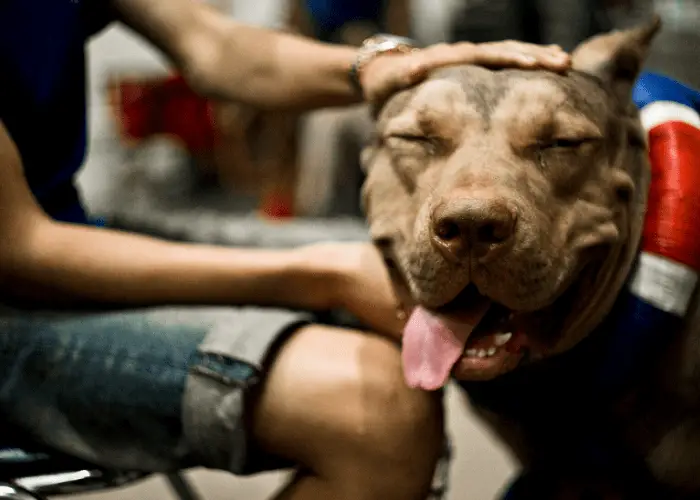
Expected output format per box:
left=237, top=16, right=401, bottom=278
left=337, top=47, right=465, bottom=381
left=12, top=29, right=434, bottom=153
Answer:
left=402, top=301, right=491, bottom=391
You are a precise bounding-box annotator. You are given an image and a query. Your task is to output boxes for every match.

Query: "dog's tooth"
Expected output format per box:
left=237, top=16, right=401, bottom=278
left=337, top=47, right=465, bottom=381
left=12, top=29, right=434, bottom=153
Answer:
left=494, top=332, right=513, bottom=346
left=477, top=349, right=487, bottom=358
left=466, top=349, right=477, bottom=357
left=487, top=347, right=497, bottom=356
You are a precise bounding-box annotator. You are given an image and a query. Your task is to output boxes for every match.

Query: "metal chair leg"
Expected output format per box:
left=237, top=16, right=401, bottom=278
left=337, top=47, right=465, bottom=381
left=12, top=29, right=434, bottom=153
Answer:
left=0, top=483, right=44, bottom=500
left=164, top=472, right=202, bottom=500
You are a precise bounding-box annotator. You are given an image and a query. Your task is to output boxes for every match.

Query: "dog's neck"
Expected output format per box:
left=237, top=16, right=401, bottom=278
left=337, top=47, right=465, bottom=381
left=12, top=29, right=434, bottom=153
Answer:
left=570, top=91, right=700, bottom=393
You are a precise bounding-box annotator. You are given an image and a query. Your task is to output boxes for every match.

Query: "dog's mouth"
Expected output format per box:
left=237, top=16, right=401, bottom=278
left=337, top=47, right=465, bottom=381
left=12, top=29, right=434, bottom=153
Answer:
left=402, top=283, right=535, bottom=390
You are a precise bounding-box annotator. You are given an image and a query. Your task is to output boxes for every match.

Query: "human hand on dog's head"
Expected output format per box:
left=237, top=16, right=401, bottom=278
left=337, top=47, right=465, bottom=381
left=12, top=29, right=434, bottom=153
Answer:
left=361, top=40, right=571, bottom=107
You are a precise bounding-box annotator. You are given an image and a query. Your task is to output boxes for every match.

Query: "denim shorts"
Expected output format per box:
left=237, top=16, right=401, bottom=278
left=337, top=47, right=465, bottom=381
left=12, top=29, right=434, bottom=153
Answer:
left=0, top=303, right=453, bottom=497
left=0, top=214, right=452, bottom=496
left=0, top=303, right=310, bottom=474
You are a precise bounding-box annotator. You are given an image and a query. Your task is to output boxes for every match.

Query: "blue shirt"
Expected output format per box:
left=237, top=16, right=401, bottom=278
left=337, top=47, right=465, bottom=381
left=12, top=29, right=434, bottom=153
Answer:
left=304, top=0, right=386, bottom=37
left=0, top=0, right=113, bottom=223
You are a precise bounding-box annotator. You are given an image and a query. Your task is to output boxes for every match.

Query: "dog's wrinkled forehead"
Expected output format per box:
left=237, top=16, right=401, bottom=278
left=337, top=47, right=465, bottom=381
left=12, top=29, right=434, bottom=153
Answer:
left=378, top=65, right=610, bottom=138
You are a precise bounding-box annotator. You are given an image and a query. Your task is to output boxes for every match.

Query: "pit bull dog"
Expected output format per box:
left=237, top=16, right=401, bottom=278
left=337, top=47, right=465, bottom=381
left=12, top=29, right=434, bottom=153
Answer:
left=361, top=18, right=700, bottom=499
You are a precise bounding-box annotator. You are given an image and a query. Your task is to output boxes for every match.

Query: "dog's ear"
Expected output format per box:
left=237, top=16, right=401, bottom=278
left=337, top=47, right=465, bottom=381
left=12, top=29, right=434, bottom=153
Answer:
left=571, top=16, right=661, bottom=105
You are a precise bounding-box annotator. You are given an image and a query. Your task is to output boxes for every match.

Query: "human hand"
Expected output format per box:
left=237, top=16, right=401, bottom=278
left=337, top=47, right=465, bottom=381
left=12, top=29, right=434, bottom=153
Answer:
left=302, top=242, right=408, bottom=340
left=360, top=40, right=571, bottom=106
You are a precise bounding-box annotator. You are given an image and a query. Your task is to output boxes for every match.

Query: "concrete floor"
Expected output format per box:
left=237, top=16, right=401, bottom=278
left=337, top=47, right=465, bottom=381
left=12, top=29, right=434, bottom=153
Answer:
left=69, top=385, right=516, bottom=500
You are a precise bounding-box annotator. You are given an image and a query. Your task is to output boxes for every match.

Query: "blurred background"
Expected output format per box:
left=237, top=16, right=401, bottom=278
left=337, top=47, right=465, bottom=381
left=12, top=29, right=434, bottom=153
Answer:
left=74, top=0, right=699, bottom=498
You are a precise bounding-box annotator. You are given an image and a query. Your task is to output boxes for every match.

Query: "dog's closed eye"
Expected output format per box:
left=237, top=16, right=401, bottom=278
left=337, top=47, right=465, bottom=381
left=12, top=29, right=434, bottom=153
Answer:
left=388, top=133, right=430, bottom=142
left=538, top=137, right=596, bottom=150
left=385, top=134, right=439, bottom=154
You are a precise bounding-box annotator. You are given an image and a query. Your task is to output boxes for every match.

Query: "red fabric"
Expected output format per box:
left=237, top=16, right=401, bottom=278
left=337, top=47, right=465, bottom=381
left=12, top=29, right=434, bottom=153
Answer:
left=643, top=121, right=700, bottom=271
left=117, top=78, right=162, bottom=140
left=117, top=75, right=216, bottom=154
left=116, top=74, right=297, bottom=219
left=260, top=190, right=295, bottom=219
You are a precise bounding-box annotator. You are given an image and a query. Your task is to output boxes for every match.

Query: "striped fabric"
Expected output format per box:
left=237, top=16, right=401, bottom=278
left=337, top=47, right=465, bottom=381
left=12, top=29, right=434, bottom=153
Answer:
left=594, top=72, right=700, bottom=393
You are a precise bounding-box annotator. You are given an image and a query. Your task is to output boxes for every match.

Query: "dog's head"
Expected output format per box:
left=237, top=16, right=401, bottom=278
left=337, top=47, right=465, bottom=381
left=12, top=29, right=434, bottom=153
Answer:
left=361, top=19, right=660, bottom=389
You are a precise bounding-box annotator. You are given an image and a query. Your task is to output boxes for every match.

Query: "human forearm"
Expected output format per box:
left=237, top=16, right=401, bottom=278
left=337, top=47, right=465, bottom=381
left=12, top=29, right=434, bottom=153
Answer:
left=192, top=17, right=360, bottom=110
left=112, top=0, right=361, bottom=110
left=114, top=0, right=571, bottom=111
left=0, top=220, right=333, bottom=309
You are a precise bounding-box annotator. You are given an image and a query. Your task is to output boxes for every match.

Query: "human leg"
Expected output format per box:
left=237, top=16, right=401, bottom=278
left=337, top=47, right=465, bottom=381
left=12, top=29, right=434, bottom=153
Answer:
left=0, top=304, right=445, bottom=499
left=248, top=325, right=444, bottom=500
left=182, top=317, right=445, bottom=500
left=0, top=304, right=281, bottom=471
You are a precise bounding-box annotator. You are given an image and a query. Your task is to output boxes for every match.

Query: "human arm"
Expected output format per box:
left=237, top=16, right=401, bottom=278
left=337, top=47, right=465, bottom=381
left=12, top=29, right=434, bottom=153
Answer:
left=110, top=0, right=361, bottom=110
left=0, top=121, right=347, bottom=314
left=109, top=0, right=571, bottom=111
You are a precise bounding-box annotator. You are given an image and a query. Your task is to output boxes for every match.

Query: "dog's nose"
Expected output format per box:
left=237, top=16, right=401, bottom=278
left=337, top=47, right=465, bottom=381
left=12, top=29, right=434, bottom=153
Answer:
left=430, top=196, right=517, bottom=260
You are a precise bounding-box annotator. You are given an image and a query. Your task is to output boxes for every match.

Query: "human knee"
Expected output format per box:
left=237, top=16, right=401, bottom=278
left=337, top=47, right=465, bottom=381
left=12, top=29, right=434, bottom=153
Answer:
left=331, top=342, right=445, bottom=500
left=346, top=340, right=444, bottom=466
left=248, top=324, right=445, bottom=495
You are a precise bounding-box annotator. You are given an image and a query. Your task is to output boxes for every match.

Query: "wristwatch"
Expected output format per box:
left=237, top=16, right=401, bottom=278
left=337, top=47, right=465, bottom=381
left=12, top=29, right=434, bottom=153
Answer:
left=349, top=34, right=420, bottom=95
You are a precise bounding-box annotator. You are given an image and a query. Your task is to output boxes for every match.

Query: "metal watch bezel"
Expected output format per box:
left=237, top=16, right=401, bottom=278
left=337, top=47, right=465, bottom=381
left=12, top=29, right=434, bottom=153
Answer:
left=349, top=34, right=419, bottom=95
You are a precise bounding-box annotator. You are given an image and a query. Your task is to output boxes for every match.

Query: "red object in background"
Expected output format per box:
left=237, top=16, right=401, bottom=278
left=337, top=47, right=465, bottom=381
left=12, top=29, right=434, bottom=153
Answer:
left=260, top=189, right=295, bottom=219
left=116, top=74, right=217, bottom=155
left=113, top=73, right=296, bottom=220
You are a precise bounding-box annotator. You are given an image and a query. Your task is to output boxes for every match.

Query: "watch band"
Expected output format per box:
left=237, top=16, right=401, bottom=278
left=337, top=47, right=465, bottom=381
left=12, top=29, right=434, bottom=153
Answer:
left=349, top=34, right=420, bottom=96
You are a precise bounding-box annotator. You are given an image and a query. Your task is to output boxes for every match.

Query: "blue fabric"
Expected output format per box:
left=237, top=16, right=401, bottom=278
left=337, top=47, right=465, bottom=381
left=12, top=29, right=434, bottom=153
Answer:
left=304, top=0, right=385, bottom=35
left=592, top=289, right=681, bottom=394
left=0, top=0, right=113, bottom=224
left=634, top=71, right=700, bottom=112
left=0, top=304, right=209, bottom=469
